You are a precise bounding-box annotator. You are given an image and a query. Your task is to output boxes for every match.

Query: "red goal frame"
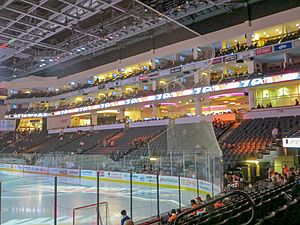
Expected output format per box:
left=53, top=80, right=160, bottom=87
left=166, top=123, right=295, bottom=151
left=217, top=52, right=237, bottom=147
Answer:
left=72, top=201, right=109, bottom=225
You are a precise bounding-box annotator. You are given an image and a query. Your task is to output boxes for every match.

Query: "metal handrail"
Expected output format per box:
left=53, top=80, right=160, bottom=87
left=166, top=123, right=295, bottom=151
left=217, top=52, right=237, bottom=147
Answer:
left=174, top=190, right=255, bottom=225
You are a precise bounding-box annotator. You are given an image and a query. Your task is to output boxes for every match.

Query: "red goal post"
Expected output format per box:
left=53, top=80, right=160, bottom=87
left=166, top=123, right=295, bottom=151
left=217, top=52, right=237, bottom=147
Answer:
left=73, top=201, right=110, bottom=225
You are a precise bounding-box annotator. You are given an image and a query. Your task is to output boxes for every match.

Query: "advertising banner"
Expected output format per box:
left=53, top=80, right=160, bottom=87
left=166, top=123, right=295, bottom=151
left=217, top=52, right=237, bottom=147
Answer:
left=282, top=138, right=300, bottom=148
left=0, top=120, right=16, bottom=131
left=256, top=46, right=272, bottom=55
left=81, top=170, right=97, bottom=177
left=274, top=42, right=292, bottom=51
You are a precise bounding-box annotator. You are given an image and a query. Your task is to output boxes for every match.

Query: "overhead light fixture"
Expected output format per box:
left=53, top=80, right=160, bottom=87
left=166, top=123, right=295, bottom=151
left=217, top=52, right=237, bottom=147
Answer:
left=76, top=49, right=81, bottom=52
left=49, top=59, right=53, bottom=62
left=40, top=59, right=45, bottom=62
left=81, top=47, right=86, bottom=50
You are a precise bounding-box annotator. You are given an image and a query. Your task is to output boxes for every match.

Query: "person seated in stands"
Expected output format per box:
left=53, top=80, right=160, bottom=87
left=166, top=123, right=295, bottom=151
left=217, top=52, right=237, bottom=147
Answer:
left=257, top=103, right=261, bottom=109
left=120, top=210, right=131, bottom=225
left=80, top=140, right=85, bottom=147
left=59, top=135, right=64, bottom=141
left=168, top=209, right=177, bottom=224
left=291, top=180, right=300, bottom=198
left=287, top=171, right=296, bottom=183
left=214, top=200, right=225, bottom=209
left=272, top=127, right=279, bottom=140
left=195, top=197, right=203, bottom=205
left=77, top=148, right=82, bottom=154
left=189, top=199, right=205, bottom=216
left=295, top=98, right=299, bottom=106
left=204, top=194, right=214, bottom=212
left=283, top=164, right=289, bottom=175
left=275, top=173, right=285, bottom=186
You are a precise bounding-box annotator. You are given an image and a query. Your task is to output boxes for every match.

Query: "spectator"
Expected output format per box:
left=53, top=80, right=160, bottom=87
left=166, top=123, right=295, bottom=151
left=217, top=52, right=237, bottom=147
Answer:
left=80, top=140, right=85, bottom=147
left=214, top=200, right=225, bottom=209
left=224, top=173, right=229, bottom=189
left=120, top=210, right=130, bottom=225
left=283, top=164, right=289, bottom=175
left=189, top=199, right=200, bottom=216
left=272, top=127, right=279, bottom=139
left=291, top=180, right=300, bottom=198
left=287, top=171, right=296, bottom=183
left=295, top=99, right=299, bottom=106
left=168, top=209, right=177, bottom=223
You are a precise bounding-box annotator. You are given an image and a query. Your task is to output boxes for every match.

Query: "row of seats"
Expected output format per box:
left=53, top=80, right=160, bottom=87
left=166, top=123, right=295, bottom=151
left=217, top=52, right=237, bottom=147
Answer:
left=176, top=180, right=299, bottom=225
left=222, top=116, right=300, bottom=162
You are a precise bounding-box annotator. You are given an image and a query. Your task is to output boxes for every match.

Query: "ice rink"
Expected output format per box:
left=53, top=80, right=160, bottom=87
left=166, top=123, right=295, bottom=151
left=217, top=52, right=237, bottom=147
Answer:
left=0, top=170, right=196, bottom=225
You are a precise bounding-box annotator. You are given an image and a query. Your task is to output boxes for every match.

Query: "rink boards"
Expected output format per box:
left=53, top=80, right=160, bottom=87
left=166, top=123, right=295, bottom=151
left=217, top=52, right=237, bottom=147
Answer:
left=0, top=163, right=221, bottom=195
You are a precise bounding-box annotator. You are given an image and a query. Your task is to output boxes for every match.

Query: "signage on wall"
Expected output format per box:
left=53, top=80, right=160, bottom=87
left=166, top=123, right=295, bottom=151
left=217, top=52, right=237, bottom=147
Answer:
left=139, top=74, right=148, bottom=81
left=282, top=138, right=300, bottom=148
left=294, top=40, right=300, bottom=48
left=274, top=42, right=292, bottom=51
left=212, top=57, right=222, bottom=64
left=255, top=46, right=272, bottom=55
left=6, top=72, right=300, bottom=119
left=170, top=67, right=182, bottom=74
left=239, top=50, right=254, bottom=59
left=223, top=54, right=237, bottom=62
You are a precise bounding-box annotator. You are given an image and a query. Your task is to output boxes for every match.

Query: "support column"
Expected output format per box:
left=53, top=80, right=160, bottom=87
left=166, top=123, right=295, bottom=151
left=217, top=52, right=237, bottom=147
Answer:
left=152, top=104, right=159, bottom=118
left=246, top=33, right=252, bottom=47
left=194, top=97, right=202, bottom=116
left=151, top=59, right=156, bottom=70
left=247, top=60, right=255, bottom=74
left=118, top=108, right=125, bottom=121
left=119, top=86, right=123, bottom=97
left=248, top=89, right=255, bottom=110
left=194, top=71, right=200, bottom=84
left=283, top=52, right=292, bottom=69
left=193, top=47, right=198, bottom=60
left=91, top=111, right=97, bottom=126
left=152, top=80, right=157, bottom=91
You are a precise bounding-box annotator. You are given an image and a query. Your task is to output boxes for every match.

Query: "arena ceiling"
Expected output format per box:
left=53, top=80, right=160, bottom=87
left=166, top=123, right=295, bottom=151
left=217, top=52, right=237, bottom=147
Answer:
left=0, top=0, right=294, bottom=80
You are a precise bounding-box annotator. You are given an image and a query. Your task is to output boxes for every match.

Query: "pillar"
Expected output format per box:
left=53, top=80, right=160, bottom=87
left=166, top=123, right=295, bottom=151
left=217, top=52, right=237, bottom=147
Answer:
left=118, top=108, right=125, bottom=121
left=247, top=60, right=255, bottom=74
left=194, top=97, right=202, bottom=115
left=152, top=104, right=159, bottom=118
left=194, top=71, right=200, bottom=84
left=151, top=59, right=156, bottom=70
left=91, top=111, right=97, bottom=126
left=193, top=47, right=198, bottom=60
left=248, top=89, right=255, bottom=110
left=119, top=86, right=123, bottom=97
left=283, top=52, right=292, bottom=69
left=152, top=80, right=157, bottom=91
left=246, top=33, right=252, bottom=47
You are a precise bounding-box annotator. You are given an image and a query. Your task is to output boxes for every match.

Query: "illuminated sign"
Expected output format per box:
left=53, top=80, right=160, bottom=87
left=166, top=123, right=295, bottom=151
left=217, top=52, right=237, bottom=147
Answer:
left=256, top=46, right=272, bottom=55
left=212, top=58, right=222, bottom=64
left=6, top=72, right=300, bottom=119
left=274, top=42, right=292, bottom=51
left=170, top=67, right=182, bottom=74
left=223, top=54, right=237, bottom=62
left=282, top=138, right=300, bottom=148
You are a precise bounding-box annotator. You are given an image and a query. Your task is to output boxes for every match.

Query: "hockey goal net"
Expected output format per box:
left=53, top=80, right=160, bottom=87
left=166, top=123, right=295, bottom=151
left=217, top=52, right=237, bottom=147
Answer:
left=73, top=201, right=111, bottom=225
